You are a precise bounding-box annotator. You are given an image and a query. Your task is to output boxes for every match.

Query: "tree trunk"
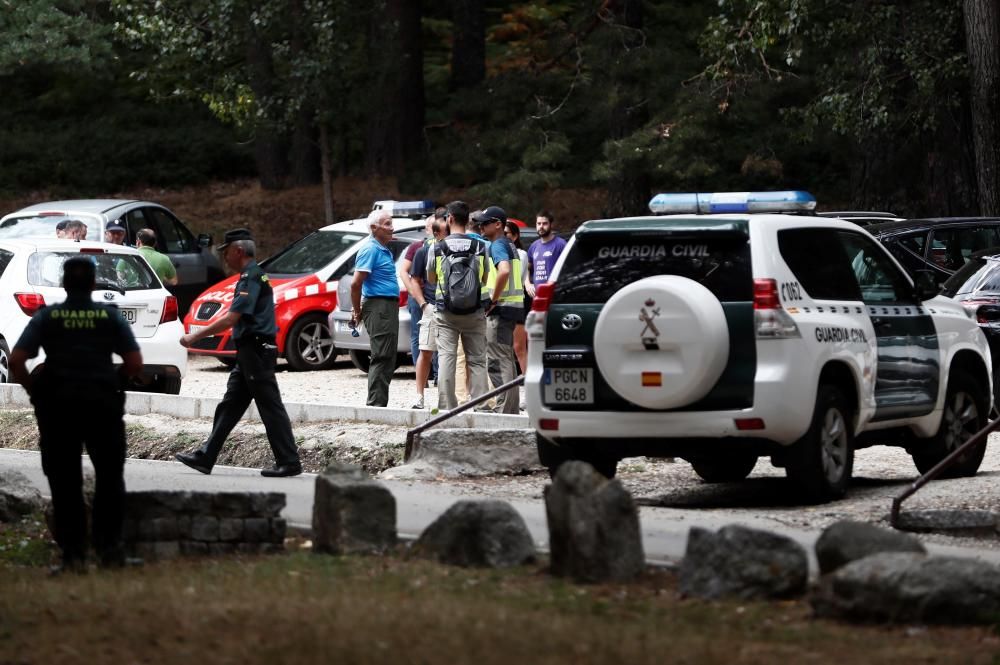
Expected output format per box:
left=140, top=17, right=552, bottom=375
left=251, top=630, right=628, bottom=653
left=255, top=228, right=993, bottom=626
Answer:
left=287, top=0, right=321, bottom=186
left=450, top=0, right=485, bottom=91
left=963, top=0, right=1000, bottom=215
left=603, top=0, right=650, bottom=218
left=245, top=25, right=289, bottom=190
left=320, top=124, right=335, bottom=225
left=365, top=0, right=424, bottom=175
left=289, top=106, right=321, bottom=186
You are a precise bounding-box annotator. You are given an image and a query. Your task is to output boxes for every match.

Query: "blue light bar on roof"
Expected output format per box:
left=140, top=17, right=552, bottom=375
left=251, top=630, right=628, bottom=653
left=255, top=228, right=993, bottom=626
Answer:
left=371, top=199, right=436, bottom=217
left=648, top=191, right=816, bottom=215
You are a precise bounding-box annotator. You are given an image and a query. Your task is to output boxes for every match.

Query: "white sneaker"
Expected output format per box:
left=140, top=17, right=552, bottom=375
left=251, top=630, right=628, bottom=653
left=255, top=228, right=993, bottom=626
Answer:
left=411, top=396, right=425, bottom=409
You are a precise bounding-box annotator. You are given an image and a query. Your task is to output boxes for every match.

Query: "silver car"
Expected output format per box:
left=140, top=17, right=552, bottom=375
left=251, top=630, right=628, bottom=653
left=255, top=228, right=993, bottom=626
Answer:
left=329, top=231, right=424, bottom=372
left=0, top=199, right=223, bottom=318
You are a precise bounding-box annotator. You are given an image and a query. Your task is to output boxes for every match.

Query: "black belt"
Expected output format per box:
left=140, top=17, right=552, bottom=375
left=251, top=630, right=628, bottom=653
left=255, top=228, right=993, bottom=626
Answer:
left=365, top=296, right=398, bottom=301
left=236, top=334, right=276, bottom=347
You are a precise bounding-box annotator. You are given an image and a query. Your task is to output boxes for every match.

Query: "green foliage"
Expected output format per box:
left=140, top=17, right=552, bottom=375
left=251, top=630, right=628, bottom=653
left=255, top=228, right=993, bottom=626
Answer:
left=0, top=0, right=112, bottom=75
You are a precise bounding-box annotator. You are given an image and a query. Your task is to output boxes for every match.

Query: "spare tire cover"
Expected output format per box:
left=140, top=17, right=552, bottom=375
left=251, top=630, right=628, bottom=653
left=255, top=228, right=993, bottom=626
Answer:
left=593, top=275, right=730, bottom=409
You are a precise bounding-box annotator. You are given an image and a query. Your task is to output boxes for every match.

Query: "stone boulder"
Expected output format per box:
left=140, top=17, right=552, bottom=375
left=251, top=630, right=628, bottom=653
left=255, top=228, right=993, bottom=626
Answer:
left=0, top=469, right=44, bottom=522
left=382, top=428, right=542, bottom=479
left=679, top=525, right=808, bottom=600
left=812, top=552, right=1000, bottom=624
left=544, top=461, right=644, bottom=583
left=313, top=463, right=396, bottom=555
left=412, top=500, right=535, bottom=568
left=815, top=520, right=926, bottom=575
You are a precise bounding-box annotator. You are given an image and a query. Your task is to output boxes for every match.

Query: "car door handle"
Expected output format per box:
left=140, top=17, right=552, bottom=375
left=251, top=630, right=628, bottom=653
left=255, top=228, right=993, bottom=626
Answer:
left=872, top=317, right=892, bottom=330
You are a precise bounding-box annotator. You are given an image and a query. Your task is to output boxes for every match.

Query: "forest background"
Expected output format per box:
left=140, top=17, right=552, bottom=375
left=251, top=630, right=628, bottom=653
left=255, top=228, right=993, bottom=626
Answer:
left=1, top=0, right=998, bottom=242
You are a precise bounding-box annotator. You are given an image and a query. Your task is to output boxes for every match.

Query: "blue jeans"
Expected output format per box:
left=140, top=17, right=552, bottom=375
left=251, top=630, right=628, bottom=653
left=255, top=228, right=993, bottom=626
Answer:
left=407, top=297, right=422, bottom=364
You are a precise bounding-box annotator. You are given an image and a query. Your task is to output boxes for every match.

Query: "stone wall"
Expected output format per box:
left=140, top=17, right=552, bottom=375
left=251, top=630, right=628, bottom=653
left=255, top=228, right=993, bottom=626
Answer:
left=124, top=491, right=286, bottom=561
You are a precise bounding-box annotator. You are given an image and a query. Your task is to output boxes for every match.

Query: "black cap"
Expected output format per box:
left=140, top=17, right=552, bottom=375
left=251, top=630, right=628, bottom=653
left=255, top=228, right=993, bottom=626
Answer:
left=56, top=220, right=69, bottom=231
left=217, top=228, right=254, bottom=250
left=105, top=221, right=125, bottom=233
left=480, top=205, right=507, bottom=225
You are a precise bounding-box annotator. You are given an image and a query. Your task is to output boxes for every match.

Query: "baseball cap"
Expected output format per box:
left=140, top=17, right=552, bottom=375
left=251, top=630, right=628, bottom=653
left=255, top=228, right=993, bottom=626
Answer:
left=55, top=220, right=69, bottom=231
left=480, top=205, right=507, bottom=225
left=217, top=228, right=254, bottom=250
left=105, top=221, right=126, bottom=233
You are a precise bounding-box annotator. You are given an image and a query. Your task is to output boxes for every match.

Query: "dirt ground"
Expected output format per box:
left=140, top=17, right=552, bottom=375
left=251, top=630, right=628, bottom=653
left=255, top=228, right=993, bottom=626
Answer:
left=0, top=178, right=608, bottom=258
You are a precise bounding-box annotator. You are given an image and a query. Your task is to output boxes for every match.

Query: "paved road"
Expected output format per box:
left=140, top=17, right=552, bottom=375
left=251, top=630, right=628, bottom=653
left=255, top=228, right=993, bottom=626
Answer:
left=6, top=448, right=1000, bottom=573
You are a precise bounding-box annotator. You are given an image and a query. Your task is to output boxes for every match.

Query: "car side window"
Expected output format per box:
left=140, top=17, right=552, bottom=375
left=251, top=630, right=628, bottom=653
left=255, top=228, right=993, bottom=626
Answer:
left=777, top=228, right=862, bottom=300
left=929, top=226, right=1000, bottom=271
left=0, top=249, right=13, bottom=278
left=896, top=232, right=927, bottom=257
left=146, top=208, right=193, bottom=254
left=123, top=209, right=150, bottom=241
left=838, top=231, right=912, bottom=303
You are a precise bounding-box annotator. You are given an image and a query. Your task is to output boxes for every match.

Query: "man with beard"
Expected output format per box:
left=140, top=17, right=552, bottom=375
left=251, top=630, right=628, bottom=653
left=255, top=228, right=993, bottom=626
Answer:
left=524, top=210, right=567, bottom=297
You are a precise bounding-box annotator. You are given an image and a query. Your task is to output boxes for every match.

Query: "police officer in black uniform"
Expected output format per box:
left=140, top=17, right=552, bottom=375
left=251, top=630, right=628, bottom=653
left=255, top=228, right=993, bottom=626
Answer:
left=10, top=257, right=143, bottom=572
left=175, top=228, right=302, bottom=477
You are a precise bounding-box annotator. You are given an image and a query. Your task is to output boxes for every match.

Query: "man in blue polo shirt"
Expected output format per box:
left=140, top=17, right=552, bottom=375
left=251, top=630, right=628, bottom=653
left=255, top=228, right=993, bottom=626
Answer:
left=350, top=209, right=400, bottom=406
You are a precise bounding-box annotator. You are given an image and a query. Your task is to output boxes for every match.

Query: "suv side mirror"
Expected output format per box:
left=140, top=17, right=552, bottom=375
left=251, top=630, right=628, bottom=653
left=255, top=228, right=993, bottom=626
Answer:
left=198, top=233, right=212, bottom=248
left=913, top=270, right=939, bottom=301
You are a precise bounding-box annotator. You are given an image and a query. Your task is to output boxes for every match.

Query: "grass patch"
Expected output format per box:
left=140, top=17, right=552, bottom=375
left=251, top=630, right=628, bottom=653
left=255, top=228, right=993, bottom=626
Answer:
left=0, top=513, right=57, bottom=567
left=1, top=551, right=998, bottom=663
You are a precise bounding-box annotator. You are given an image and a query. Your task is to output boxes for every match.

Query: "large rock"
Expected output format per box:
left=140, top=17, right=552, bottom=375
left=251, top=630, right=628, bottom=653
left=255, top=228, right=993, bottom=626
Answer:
left=412, top=500, right=535, bottom=568
left=381, top=428, right=542, bottom=479
left=0, top=469, right=44, bottom=522
left=815, top=520, right=926, bottom=575
left=679, top=525, right=808, bottom=600
left=812, top=552, right=1000, bottom=624
left=312, top=463, right=396, bottom=555
left=545, top=461, right=644, bottom=583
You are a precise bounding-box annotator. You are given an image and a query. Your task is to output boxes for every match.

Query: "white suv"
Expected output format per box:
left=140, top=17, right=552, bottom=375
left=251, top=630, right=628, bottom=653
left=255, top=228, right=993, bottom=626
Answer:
left=0, top=239, right=187, bottom=393
left=525, top=191, right=992, bottom=502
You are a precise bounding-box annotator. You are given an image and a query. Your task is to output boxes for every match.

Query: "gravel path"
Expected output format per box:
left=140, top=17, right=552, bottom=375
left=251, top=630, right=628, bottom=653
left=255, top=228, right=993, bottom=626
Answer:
left=181, top=354, right=462, bottom=410
left=177, top=353, right=1000, bottom=550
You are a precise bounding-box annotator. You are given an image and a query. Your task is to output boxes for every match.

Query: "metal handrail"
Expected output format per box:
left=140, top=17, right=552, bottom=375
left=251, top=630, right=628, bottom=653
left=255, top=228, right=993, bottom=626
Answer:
left=403, top=374, right=525, bottom=460
left=890, top=414, right=1000, bottom=528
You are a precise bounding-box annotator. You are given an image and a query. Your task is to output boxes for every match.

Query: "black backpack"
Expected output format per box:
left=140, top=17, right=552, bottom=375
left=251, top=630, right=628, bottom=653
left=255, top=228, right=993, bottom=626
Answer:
left=440, top=238, right=484, bottom=314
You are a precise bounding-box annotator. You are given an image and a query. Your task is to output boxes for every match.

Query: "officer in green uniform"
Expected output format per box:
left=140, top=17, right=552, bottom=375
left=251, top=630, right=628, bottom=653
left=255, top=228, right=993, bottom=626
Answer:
left=10, top=257, right=143, bottom=572
left=175, top=228, right=301, bottom=477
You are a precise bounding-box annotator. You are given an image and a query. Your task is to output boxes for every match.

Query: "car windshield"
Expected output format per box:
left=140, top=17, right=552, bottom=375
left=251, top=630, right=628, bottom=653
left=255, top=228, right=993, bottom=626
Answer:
left=261, top=230, right=367, bottom=275
left=940, top=255, right=1000, bottom=298
left=28, top=251, right=158, bottom=291
left=0, top=215, right=101, bottom=241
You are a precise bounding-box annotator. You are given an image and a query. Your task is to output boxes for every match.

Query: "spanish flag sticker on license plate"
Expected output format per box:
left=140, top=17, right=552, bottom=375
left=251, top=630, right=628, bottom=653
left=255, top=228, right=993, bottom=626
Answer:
left=641, top=371, right=662, bottom=387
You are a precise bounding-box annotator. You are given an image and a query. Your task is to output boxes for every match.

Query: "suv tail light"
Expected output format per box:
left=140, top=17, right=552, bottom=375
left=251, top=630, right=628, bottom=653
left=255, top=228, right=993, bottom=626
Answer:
left=753, top=278, right=800, bottom=339
left=15, top=293, right=46, bottom=316
left=526, top=283, right=555, bottom=341
left=160, top=295, right=178, bottom=323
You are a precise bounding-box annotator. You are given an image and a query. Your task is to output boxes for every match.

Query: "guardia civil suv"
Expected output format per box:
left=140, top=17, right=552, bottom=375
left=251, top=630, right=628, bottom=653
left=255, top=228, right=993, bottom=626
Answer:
left=525, top=191, right=992, bottom=502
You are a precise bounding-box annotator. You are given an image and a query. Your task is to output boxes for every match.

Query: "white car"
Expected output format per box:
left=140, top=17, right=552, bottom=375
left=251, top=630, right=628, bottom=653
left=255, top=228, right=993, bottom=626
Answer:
left=0, top=238, right=186, bottom=393
left=526, top=191, right=992, bottom=502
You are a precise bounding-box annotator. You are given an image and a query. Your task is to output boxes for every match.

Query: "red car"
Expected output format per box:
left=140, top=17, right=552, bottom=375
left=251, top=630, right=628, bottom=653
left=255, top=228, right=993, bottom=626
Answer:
left=183, top=206, right=430, bottom=370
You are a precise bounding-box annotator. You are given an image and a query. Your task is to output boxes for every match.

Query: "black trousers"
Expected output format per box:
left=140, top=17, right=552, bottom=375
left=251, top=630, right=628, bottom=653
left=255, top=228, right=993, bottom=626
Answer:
left=35, top=391, right=127, bottom=565
left=198, top=340, right=299, bottom=466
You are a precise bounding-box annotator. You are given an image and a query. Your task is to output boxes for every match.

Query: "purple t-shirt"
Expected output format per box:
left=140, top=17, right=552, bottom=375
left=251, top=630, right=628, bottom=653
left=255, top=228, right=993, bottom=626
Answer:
left=527, top=236, right=567, bottom=285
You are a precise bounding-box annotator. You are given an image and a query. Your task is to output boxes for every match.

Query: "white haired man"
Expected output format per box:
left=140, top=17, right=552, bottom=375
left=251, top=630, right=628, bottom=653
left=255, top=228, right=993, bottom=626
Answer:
left=350, top=210, right=400, bottom=407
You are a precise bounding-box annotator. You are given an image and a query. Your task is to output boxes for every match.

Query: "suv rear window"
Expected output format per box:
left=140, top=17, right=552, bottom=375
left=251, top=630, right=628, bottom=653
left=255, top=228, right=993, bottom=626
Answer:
left=553, top=233, right=753, bottom=303
left=28, top=251, right=158, bottom=291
